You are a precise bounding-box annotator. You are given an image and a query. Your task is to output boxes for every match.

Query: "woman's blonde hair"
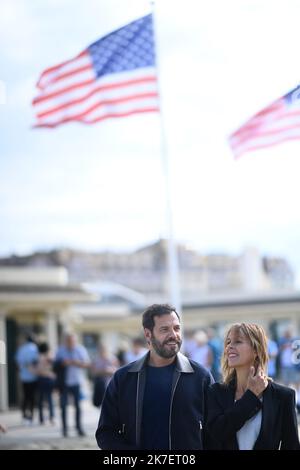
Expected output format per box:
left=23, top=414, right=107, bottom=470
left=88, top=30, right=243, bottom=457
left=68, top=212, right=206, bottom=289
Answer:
left=221, top=322, right=269, bottom=385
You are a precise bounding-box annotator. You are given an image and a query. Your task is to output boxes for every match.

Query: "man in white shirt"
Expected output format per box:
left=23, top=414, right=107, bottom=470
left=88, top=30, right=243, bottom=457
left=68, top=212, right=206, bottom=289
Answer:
left=55, top=333, right=90, bottom=437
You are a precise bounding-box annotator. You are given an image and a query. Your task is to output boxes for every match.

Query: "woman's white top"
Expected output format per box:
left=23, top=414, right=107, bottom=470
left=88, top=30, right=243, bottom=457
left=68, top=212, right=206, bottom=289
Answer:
left=236, top=399, right=262, bottom=450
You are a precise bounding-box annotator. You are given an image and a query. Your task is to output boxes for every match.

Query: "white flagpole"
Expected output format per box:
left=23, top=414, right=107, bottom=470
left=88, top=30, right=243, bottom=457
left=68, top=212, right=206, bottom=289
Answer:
left=151, top=3, right=182, bottom=317
left=159, top=113, right=182, bottom=315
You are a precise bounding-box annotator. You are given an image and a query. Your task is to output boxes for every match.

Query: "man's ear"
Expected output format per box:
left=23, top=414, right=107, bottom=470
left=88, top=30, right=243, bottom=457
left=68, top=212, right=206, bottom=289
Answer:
left=144, top=328, right=151, bottom=345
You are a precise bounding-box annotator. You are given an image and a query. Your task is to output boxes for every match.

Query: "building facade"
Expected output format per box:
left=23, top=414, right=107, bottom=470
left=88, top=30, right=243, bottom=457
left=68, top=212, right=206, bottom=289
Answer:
left=0, top=267, right=96, bottom=411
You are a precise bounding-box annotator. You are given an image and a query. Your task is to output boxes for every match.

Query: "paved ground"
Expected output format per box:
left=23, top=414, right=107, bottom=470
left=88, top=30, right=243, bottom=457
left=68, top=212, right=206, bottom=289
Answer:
left=0, top=398, right=100, bottom=450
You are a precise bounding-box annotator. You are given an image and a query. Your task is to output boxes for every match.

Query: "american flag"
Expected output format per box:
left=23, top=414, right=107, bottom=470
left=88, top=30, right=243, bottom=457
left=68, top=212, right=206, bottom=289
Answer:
left=229, top=85, right=300, bottom=159
left=32, top=14, right=159, bottom=128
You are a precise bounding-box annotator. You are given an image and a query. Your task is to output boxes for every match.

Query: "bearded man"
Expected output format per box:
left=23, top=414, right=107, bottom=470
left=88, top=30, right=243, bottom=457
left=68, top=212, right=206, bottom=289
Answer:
left=96, top=304, right=214, bottom=450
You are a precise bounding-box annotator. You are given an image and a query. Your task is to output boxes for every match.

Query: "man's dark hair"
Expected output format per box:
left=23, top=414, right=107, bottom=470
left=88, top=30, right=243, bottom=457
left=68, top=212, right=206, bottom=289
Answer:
left=26, top=333, right=36, bottom=343
left=38, top=342, right=49, bottom=354
left=142, top=304, right=180, bottom=331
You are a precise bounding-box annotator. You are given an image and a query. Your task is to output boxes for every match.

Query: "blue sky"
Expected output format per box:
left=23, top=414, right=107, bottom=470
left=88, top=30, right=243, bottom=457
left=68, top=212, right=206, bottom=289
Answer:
left=1, top=0, right=300, bottom=285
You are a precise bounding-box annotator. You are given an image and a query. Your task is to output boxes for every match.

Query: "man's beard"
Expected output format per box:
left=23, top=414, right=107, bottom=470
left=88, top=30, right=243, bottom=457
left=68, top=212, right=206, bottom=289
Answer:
left=150, top=334, right=182, bottom=358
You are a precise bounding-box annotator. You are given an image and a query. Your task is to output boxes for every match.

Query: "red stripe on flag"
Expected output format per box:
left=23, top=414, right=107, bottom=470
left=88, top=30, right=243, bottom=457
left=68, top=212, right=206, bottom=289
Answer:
left=36, top=51, right=88, bottom=89
left=36, top=91, right=159, bottom=119
left=32, top=75, right=157, bottom=106
left=33, top=107, right=160, bottom=128
left=229, top=89, right=300, bottom=158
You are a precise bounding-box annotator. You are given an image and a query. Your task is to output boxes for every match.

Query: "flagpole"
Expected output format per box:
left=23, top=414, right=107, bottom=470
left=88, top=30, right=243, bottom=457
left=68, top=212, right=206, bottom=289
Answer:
left=151, top=2, right=182, bottom=317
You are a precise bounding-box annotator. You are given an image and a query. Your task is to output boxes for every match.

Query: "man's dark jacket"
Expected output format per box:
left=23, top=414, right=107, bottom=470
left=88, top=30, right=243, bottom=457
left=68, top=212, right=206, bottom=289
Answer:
left=95, top=351, right=214, bottom=450
left=206, top=380, right=300, bottom=450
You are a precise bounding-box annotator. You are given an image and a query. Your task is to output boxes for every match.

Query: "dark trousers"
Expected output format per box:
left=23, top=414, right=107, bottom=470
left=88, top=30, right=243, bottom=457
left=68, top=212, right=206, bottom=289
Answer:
left=60, top=384, right=82, bottom=433
left=22, top=381, right=37, bottom=421
left=38, top=377, right=55, bottom=423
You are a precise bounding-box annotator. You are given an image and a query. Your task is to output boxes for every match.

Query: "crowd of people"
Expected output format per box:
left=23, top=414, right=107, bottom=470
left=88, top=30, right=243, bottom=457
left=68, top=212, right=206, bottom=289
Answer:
left=15, top=332, right=91, bottom=436
left=14, top=331, right=148, bottom=437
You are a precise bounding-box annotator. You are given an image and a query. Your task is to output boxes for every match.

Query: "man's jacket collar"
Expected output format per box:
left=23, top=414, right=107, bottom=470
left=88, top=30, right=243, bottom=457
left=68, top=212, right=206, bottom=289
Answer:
left=128, top=351, right=194, bottom=373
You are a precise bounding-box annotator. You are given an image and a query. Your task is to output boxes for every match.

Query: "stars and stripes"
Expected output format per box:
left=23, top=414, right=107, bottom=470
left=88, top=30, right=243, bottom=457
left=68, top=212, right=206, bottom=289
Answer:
left=32, top=14, right=159, bottom=128
left=229, top=85, right=300, bottom=159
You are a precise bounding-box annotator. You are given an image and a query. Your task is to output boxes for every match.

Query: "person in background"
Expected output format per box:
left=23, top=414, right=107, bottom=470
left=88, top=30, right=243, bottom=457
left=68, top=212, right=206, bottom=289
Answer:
left=182, top=330, right=197, bottom=359
left=278, top=330, right=295, bottom=386
left=115, top=339, right=129, bottom=367
left=207, top=327, right=223, bottom=382
left=190, top=330, right=213, bottom=373
left=123, top=337, right=148, bottom=364
left=36, top=342, right=56, bottom=425
left=55, top=333, right=90, bottom=437
left=267, top=337, right=279, bottom=380
left=206, top=322, right=300, bottom=450
left=15, top=333, right=39, bottom=425
left=91, top=344, right=119, bottom=408
left=96, top=303, right=214, bottom=450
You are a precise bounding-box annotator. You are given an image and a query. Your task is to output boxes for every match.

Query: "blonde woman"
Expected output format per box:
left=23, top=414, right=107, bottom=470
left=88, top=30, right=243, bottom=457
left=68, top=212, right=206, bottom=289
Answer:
left=207, top=323, right=300, bottom=450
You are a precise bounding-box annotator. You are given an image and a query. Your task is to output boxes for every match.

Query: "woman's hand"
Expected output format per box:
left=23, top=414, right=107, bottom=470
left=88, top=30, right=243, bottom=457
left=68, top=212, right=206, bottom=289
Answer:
left=247, top=366, right=268, bottom=397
